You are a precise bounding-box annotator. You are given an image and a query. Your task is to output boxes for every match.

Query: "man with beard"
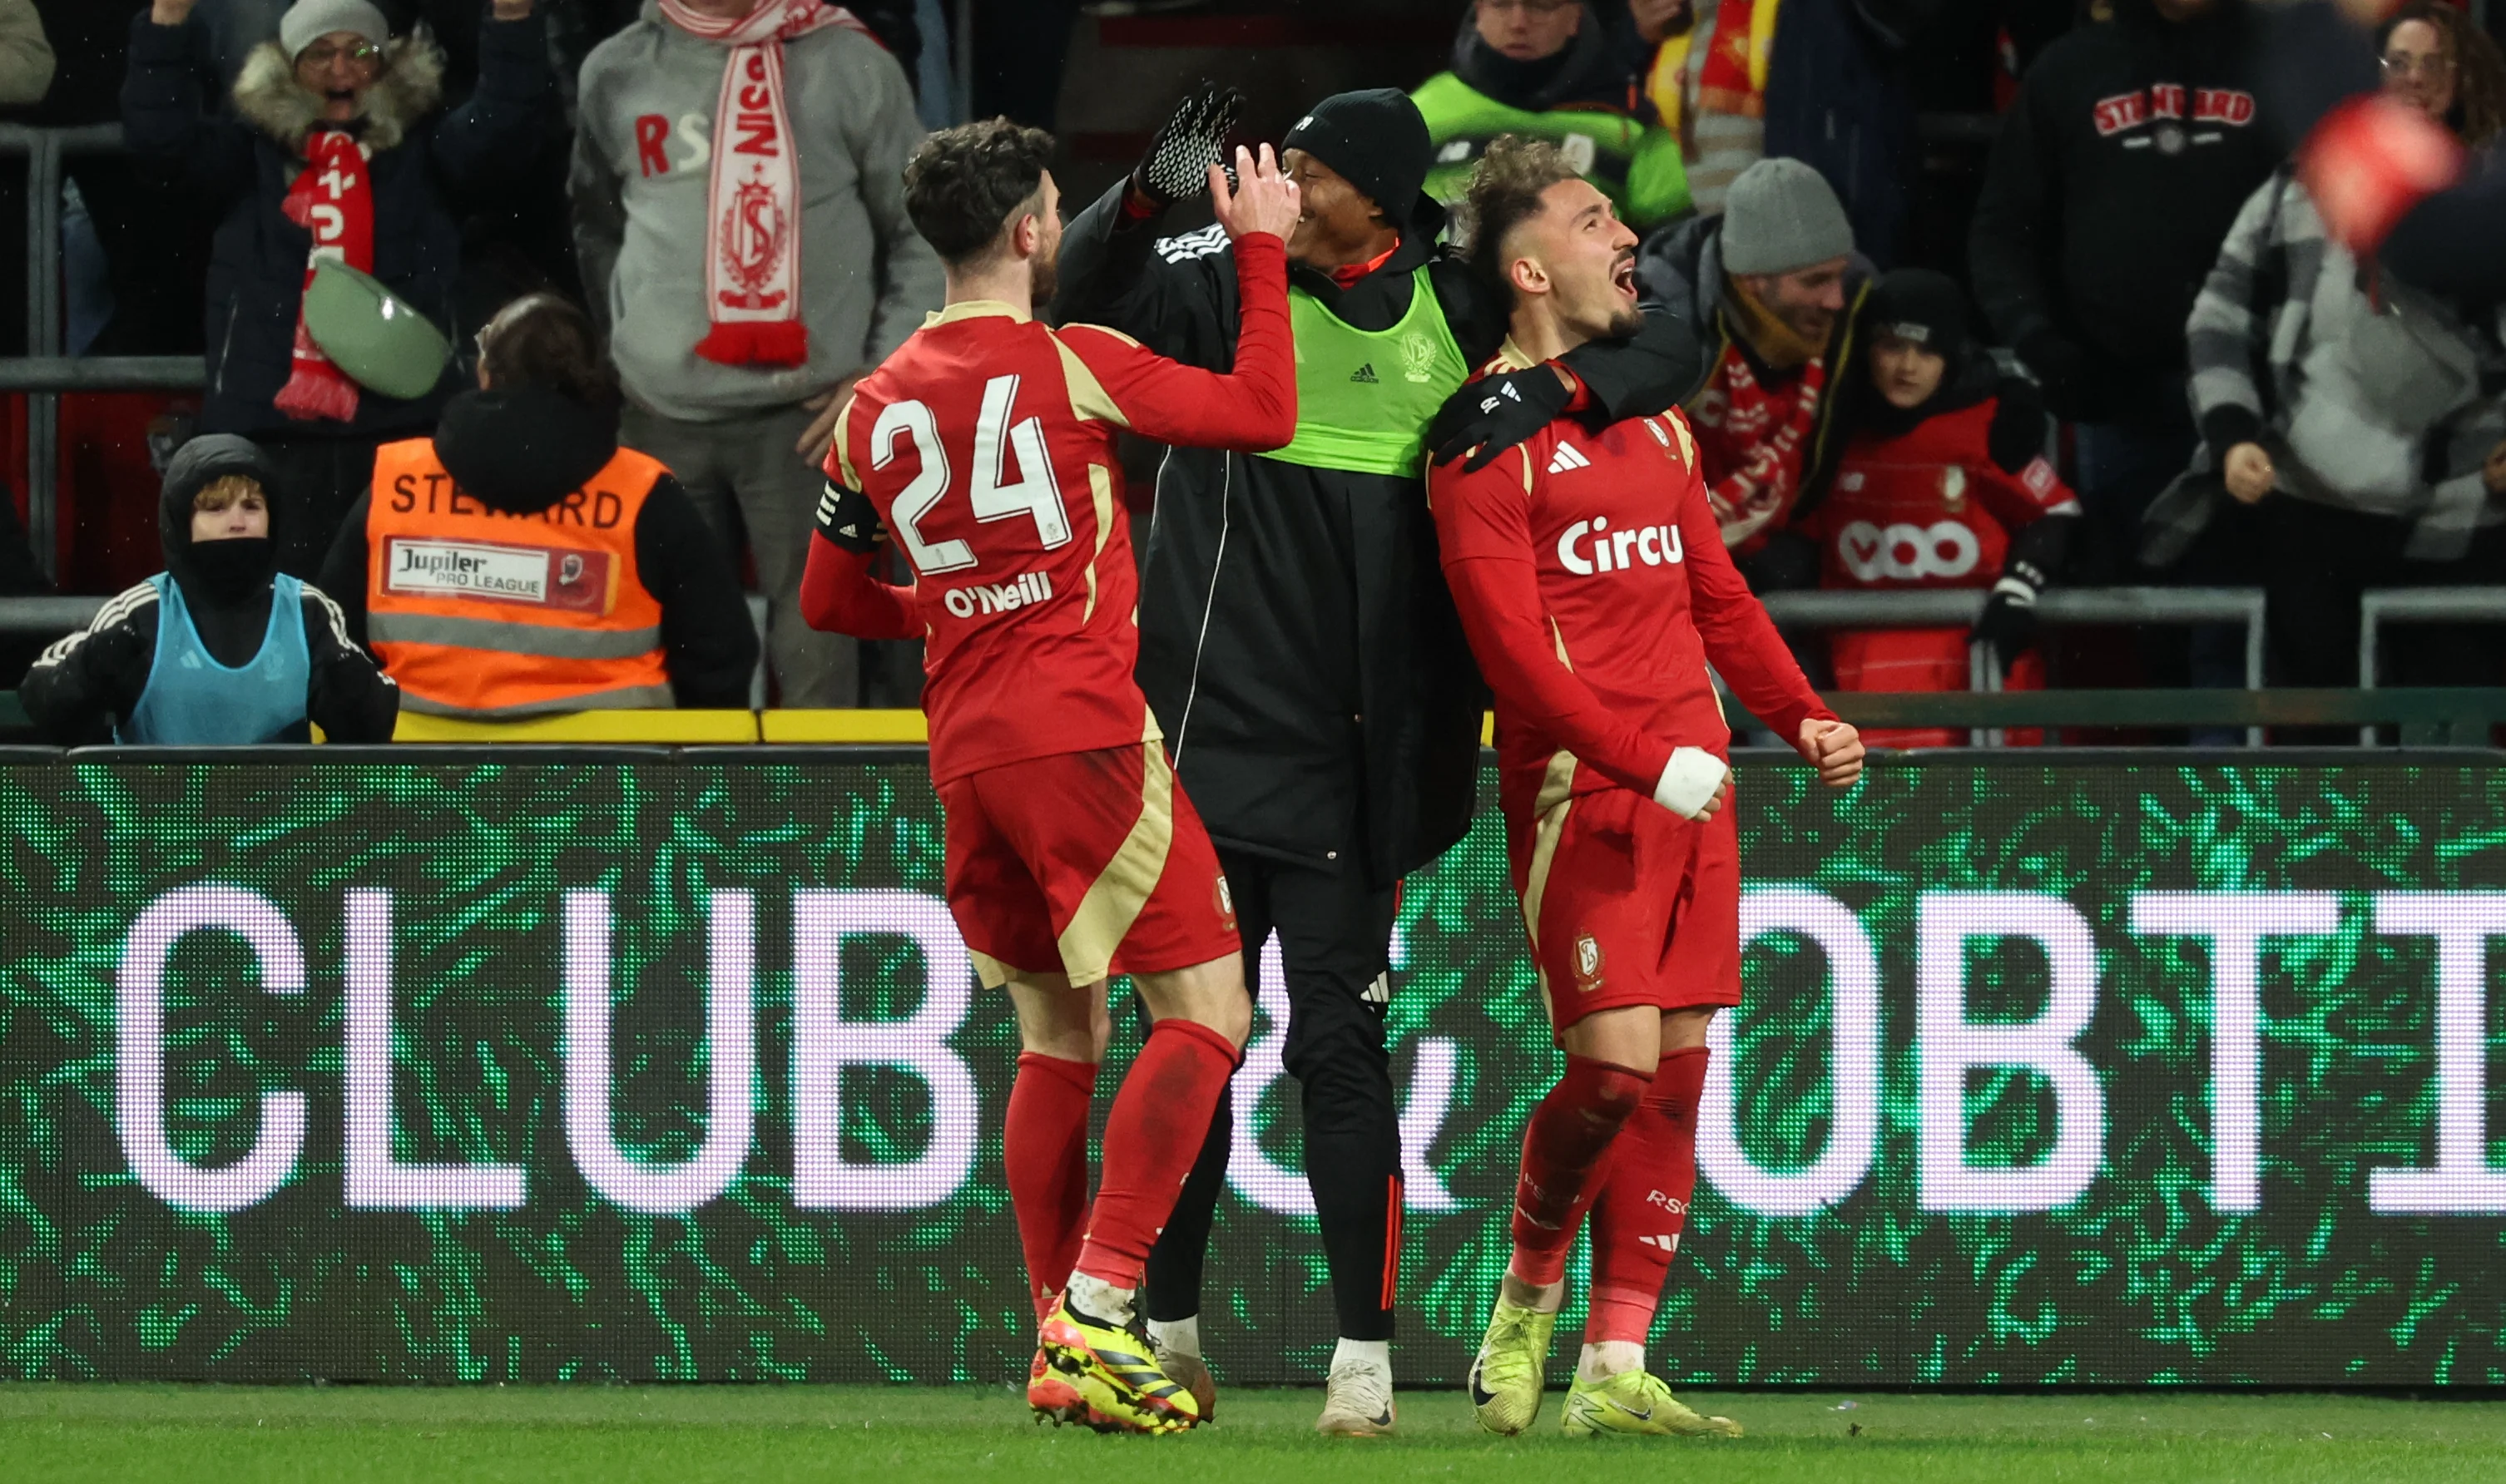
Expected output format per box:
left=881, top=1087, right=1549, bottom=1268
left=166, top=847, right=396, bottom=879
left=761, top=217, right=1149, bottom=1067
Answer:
left=799, top=119, right=1304, bottom=1436
left=1051, top=86, right=1694, bottom=1435
left=1429, top=135, right=1861, bottom=1439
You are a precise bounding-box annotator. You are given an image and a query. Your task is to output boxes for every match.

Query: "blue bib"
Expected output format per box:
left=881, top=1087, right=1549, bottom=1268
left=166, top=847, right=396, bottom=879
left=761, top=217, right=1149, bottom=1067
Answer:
left=121, top=571, right=314, bottom=745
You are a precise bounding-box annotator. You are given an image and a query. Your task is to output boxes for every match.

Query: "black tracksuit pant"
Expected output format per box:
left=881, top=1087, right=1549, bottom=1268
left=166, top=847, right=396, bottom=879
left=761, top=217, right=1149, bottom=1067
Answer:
left=1143, top=845, right=1403, bottom=1341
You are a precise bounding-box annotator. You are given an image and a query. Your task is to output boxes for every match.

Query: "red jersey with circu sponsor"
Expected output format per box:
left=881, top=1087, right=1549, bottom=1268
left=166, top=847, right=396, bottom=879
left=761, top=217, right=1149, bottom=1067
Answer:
left=1802, top=396, right=2078, bottom=744
left=1428, top=346, right=1835, bottom=1023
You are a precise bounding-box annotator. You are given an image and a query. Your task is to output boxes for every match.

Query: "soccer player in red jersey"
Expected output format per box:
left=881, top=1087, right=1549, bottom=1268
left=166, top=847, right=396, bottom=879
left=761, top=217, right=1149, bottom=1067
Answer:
left=1428, top=137, right=1865, bottom=1439
left=798, top=120, right=1302, bottom=1434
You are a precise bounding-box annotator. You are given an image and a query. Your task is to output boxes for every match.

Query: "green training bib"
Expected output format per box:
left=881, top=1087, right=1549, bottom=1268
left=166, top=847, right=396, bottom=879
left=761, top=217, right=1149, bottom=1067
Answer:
left=1267, top=266, right=1471, bottom=480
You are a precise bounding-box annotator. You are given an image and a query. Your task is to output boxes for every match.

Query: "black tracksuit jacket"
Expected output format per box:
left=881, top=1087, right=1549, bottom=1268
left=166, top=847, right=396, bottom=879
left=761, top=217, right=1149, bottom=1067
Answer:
left=1969, top=0, right=2281, bottom=418
left=1052, top=183, right=1691, bottom=887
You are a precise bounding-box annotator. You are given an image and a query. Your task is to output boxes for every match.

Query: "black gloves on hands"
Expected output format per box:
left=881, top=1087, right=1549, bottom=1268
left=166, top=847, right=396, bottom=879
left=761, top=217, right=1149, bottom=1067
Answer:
left=1429, top=367, right=1575, bottom=472
left=1970, top=559, right=2048, bottom=678
left=1136, top=82, right=1245, bottom=208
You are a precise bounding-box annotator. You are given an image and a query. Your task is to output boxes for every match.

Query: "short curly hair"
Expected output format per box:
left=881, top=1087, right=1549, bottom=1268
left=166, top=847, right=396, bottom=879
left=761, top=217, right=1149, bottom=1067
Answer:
left=1464, top=135, right=1585, bottom=289
left=904, top=118, right=1057, bottom=265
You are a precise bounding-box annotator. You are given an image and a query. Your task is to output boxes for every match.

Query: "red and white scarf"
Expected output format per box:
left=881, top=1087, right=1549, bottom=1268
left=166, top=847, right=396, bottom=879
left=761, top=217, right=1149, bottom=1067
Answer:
left=275, top=130, right=374, bottom=423
left=656, top=0, right=872, bottom=368
left=1693, top=342, right=1825, bottom=552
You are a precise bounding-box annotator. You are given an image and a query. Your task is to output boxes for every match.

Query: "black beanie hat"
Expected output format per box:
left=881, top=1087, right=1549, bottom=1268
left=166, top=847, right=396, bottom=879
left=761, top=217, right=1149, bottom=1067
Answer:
left=1281, top=88, right=1434, bottom=226
left=1865, top=269, right=1969, bottom=364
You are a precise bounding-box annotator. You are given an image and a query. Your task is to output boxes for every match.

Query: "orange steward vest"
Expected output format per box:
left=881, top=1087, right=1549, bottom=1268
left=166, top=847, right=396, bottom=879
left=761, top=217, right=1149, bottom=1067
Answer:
left=365, top=438, right=673, bottom=718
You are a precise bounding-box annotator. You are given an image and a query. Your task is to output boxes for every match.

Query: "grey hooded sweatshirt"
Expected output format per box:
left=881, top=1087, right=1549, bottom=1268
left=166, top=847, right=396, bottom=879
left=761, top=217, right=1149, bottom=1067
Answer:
left=569, top=2, right=943, bottom=422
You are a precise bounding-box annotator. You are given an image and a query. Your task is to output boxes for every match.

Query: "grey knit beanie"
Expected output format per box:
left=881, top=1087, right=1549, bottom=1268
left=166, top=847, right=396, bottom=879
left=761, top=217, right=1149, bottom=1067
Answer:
left=279, top=0, right=391, bottom=58
left=1720, top=158, right=1854, bottom=275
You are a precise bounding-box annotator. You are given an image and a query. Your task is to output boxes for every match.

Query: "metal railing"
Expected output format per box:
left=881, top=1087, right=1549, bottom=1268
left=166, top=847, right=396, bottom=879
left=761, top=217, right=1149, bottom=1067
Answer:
left=2357, top=586, right=2506, bottom=744
left=0, top=124, right=208, bottom=591
left=1759, top=586, right=2270, bottom=744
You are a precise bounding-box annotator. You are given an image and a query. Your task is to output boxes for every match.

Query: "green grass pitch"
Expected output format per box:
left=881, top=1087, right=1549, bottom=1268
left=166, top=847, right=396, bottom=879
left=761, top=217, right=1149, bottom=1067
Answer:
left=6, top=1386, right=2505, bottom=1482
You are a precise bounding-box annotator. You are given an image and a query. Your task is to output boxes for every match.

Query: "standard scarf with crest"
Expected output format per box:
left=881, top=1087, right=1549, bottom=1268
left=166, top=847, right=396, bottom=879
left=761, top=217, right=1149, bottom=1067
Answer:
left=656, top=0, right=873, bottom=367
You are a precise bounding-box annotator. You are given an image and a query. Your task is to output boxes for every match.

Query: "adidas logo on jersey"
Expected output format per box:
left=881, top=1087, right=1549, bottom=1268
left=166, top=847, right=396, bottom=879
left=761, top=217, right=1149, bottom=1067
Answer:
left=1350, top=363, right=1379, bottom=383
left=1547, top=442, right=1592, bottom=473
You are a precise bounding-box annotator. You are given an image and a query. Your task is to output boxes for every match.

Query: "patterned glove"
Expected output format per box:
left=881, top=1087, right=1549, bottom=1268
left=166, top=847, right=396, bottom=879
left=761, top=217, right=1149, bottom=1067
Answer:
left=1428, top=367, right=1575, bottom=472
left=1970, top=559, right=2047, bottom=678
left=1136, top=82, right=1245, bottom=208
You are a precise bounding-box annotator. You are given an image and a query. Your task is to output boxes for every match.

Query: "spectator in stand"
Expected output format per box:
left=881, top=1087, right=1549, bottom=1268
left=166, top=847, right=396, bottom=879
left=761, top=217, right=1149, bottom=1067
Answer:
left=0, top=0, right=55, bottom=104
left=1637, top=0, right=1774, bottom=216
left=1805, top=268, right=2079, bottom=746
left=1415, top=0, right=1691, bottom=229
left=121, top=0, right=555, bottom=577
left=2152, top=0, right=2506, bottom=704
left=22, top=436, right=398, bottom=744
left=319, top=293, right=759, bottom=717
left=1636, top=156, right=1871, bottom=598
left=1968, top=0, right=2280, bottom=581
left=571, top=0, right=943, bottom=708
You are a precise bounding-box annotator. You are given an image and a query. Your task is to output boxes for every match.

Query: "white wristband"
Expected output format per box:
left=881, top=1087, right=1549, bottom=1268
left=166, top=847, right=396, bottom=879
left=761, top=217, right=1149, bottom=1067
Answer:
left=1652, top=747, right=1728, bottom=819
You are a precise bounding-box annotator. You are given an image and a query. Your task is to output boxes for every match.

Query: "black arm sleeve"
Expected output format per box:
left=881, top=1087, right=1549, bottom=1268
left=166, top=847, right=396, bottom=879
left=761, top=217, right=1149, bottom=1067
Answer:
left=2005, top=511, right=2079, bottom=581
left=1562, top=303, right=1701, bottom=422
left=316, top=492, right=373, bottom=648
left=300, top=585, right=400, bottom=743
left=635, top=475, right=760, bottom=710
left=1047, top=177, right=1231, bottom=366
left=19, top=588, right=160, bottom=744
left=1968, top=82, right=2063, bottom=348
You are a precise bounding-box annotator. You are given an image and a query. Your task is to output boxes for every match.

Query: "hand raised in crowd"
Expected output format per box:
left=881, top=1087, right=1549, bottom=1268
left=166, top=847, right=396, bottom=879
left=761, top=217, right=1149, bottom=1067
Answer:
left=1799, top=718, right=1865, bottom=789
left=1210, top=144, right=1300, bottom=245
left=2222, top=441, right=2276, bottom=504
left=1628, top=0, right=1690, bottom=42
left=796, top=373, right=864, bottom=467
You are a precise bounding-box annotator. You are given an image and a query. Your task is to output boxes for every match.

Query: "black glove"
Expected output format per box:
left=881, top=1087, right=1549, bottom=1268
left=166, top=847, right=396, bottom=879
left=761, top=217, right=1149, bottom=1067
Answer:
left=2015, top=328, right=2093, bottom=423
left=1428, top=367, right=1575, bottom=472
left=1135, top=82, right=1244, bottom=209
left=1970, top=559, right=2048, bottom=678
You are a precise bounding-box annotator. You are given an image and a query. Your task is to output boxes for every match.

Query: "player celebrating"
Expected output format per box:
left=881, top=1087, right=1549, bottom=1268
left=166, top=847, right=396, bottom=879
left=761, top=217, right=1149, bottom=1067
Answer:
left=798, top=120, right=1301, bottom=1435
left=1428, top=136, right=1865, bottom=1439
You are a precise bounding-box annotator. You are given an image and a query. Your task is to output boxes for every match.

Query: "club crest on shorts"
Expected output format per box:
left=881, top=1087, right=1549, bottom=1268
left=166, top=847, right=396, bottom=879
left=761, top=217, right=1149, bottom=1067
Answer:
left=1213, top=874, right=1236, bottom=931
left=1573, top=932, right=1606, bottom=993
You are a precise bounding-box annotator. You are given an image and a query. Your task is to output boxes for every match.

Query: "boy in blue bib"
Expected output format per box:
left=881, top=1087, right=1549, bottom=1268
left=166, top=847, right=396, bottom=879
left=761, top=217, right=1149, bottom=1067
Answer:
left=22, top=435, right=398, bottom=744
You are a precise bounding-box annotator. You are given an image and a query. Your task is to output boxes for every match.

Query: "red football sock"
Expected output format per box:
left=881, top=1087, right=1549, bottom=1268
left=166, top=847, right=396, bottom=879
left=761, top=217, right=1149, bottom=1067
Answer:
left=1587, top=1046, right=1707, bottom=1344
left=1005, top=1051, right=1098, bottom=1323
left=1073, top=1018, right=1239, bottom=1291
left=1508, top=1054, right=1652, bottom=1288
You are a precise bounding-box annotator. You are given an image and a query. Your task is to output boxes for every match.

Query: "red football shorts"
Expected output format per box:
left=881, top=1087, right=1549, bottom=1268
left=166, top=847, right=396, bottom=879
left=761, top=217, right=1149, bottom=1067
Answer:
left=939, top=739, right=1239, bottom=987
left=1508, top=784, right=1741, bottom=1032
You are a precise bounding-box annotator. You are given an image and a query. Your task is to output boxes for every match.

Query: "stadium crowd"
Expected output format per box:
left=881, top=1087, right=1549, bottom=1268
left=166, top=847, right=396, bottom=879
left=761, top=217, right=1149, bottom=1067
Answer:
left=0, top=0, right=2500, bottom=742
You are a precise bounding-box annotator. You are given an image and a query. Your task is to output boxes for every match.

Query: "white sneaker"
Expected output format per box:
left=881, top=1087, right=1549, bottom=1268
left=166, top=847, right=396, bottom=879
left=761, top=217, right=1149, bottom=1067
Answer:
left=1150, top=1340, right=1217, bottom=1422
left=1315, top=1356, right=1396, bottom=1437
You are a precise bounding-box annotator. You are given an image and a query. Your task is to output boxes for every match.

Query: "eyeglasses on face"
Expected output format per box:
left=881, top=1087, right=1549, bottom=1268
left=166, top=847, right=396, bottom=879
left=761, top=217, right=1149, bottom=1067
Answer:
left=2381, top=50, right=2454, bottom=80
left=299, top=41, right=386, bottom=71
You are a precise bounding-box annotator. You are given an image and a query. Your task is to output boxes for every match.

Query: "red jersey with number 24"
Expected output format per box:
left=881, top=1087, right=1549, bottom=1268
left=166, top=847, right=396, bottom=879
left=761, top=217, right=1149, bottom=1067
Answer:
left=1428, top=344, right=1834, bottom=825
left=824, top=236, right=1295, bottom=784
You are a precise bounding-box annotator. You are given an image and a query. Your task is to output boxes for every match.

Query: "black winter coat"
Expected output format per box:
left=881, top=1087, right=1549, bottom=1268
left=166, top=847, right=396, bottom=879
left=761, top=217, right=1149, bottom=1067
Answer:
left=120, top=9, right=554, bottom=440
left=1968, top=0, right=2280, bottom=418
left=1054, top=183, right=1692, bottom=886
